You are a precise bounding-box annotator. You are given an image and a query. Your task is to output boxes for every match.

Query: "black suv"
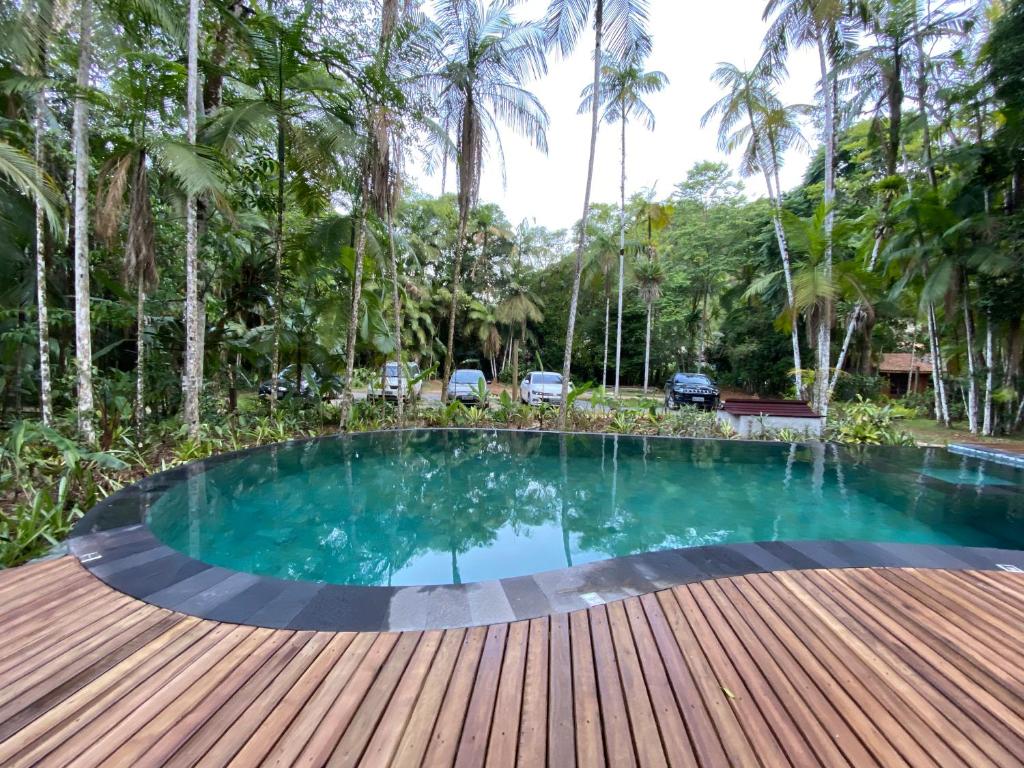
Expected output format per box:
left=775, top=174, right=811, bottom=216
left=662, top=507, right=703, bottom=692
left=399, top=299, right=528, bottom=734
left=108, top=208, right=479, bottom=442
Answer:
left=664, top=372, right=720, bottom=411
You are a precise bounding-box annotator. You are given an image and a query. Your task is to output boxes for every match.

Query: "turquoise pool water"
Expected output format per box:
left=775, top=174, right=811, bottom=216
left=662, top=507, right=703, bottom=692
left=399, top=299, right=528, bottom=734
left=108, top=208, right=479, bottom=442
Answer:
left=147, top=429, right=1024, bottom=586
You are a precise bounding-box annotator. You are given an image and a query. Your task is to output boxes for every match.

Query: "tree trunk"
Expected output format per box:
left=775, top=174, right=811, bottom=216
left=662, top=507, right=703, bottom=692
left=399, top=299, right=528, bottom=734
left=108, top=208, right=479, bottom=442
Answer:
left=764, top=159, right=801, bottom=397
left=442, top=205, right=469, bottom=404
left=642, top=301, right=652, bottom=393
left=815, top=33, right=835, bottom=419
left=558, top=0, right=603, bottom=428
left=927, top=302, right=949, bottom=425
left=511, top=337, right=520, bottom=401
left=963, top=295, right=979, bottom=434
left=270, top=44, right=286, bottom=416
left=614, top=107, right=626, bottom=397
left=34, top=87, right=52, bottom=427
left=983, top=315, right=994, bottom=436
left=387, top=198, right=404, bottom=424
left=602, top=294, right=610, bottom=389
left=72, top=0, right=95, bottom=444
left=182, top=0, right=202, bottom=439
left=135, top=275, right=146, bottom=431
left=913, top=11, right=938, bottom=190
left=340, top=193, right=369, bottom=426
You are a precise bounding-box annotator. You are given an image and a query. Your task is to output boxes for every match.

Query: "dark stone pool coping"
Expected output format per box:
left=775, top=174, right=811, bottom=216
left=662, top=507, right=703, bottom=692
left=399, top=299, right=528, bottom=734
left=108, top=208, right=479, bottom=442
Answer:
left=71, top=429, right=1024, bottom=632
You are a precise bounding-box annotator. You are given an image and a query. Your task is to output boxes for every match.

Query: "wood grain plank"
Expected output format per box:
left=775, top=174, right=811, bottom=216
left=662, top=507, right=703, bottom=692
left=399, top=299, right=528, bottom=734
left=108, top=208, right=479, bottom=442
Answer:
left=484, top=620, right=529, bottom=768
left=358, top=630, right=444, bottom=768
left=389, top=628, right=466, bottom=768
left=569, top=608, right=605, bottom=768
left=546, top=613, right=575, bottom=768
left=589, top=603, right=637, bottom=768
left=453, top=623, right=508, bottom=768
left=422, top=625, right=488, bottom=768
left=515, top=618, right=549, bottom=768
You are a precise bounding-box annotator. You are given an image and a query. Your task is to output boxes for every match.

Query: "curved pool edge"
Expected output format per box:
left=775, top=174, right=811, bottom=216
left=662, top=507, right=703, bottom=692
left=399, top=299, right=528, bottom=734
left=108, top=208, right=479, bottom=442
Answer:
left=69, top=523, right=1024, bottom=631
left=70, top=428, right=1024, bottom=632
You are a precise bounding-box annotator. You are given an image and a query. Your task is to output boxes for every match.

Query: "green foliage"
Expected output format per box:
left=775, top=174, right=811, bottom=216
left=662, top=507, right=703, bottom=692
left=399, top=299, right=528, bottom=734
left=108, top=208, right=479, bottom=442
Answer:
left=828, top=398, right=916, bottom=446
left=832, top=373, right=883, bottom=402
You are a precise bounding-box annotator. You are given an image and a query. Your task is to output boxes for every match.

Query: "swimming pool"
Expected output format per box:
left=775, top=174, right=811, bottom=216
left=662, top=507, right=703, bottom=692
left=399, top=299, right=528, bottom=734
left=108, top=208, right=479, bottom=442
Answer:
left=146, top=429, right=1024, bottom=587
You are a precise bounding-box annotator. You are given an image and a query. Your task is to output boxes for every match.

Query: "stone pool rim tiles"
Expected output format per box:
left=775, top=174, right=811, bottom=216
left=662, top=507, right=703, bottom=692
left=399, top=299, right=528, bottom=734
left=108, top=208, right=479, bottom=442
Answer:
left=70, top=427, right=1024, bottom=632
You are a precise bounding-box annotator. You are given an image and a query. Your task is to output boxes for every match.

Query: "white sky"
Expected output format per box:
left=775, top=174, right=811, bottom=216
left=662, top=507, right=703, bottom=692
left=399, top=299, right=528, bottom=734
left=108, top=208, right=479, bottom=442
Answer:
left=410, top=0, right=822, bottom=231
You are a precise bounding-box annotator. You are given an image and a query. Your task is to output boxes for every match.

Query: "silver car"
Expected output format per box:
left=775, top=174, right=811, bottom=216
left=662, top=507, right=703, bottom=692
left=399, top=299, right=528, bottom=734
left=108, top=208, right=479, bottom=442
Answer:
left=520, top=371, right=571, bottom=405
left=368, top=361, right=422, bottom=402
left=447, top=369, right=489, bottom=405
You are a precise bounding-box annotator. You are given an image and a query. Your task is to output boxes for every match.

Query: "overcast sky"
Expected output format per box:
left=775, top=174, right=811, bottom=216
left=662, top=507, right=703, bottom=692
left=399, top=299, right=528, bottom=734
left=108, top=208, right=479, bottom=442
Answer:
left=409, top=0, right=822, bottom=232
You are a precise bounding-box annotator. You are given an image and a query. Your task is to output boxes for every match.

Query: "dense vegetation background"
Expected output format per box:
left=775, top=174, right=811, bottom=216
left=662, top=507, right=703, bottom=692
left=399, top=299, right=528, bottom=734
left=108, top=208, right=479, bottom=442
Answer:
left=1, top=0, right=1023, bottom=564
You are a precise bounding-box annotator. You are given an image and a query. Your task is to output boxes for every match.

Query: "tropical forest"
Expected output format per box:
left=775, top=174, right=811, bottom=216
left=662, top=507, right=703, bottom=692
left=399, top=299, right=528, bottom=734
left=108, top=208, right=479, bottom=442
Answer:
left=1, top=0, right=1023, bottom=566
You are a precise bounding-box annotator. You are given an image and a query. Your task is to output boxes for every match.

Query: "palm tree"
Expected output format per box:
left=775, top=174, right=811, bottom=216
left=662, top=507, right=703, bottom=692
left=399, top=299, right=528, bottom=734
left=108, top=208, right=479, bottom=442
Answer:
left=633, top=251, right=664, bottom=392
left=763, top=0, right=848, bottom=416
left=496, top=284, right=543, bottom=401
left=703, top=61, right=805, bottom=396
left=426, top=0, right=549, bottom=403
left=467, top=300, right=502, bottom=380
left=545, top=0, right=652, bottom=427
left=579, top=48, right=667, bottom=397
left=71, top=0, right=95, bottom=444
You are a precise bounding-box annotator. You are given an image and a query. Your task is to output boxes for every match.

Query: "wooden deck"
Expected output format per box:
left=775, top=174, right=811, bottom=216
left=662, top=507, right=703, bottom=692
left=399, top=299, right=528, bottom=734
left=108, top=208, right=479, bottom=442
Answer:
left=2, top=557, right=1024, bottom=766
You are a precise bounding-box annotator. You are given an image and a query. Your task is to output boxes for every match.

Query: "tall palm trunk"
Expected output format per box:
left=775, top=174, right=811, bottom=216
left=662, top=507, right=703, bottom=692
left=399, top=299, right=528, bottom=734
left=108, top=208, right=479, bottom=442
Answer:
left=614, top=107, right=626, bottom=397
left=762, top=146, right=801, bottom=397
left=34, top=87, right=52, bottom=426
left=182, top=0, right=202, bottom=438
left=71, top=0, right=95, bottom=444
left=135, top=275, right=146, bottom=431
left=983, top=315, right=994, bottom=436
left=386, top=197, right=404, bottom=425
left=815, top=33, right=835, bottom=419
left=270, top=45, right=285, bottom=416
left=558, top=0, right=603, bottom=428
left=642, top=300, right=652, bottom=393
left=602, top=293, right=610, bottom=389
left=341, top=192, right=368, bottom=426
left=927, top=302, right=949, bottom=425
left=962, top=293, right=979, bottom=434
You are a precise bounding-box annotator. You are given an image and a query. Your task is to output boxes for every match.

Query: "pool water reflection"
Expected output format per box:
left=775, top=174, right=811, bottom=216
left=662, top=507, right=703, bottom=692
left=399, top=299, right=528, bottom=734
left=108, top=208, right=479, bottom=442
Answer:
left=147, top=429, right=1024, bottom=586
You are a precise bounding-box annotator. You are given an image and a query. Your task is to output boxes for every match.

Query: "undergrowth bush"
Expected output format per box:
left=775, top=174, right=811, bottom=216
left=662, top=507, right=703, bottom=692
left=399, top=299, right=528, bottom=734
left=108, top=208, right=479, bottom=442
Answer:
left=828, top=397, right=915, bottom=446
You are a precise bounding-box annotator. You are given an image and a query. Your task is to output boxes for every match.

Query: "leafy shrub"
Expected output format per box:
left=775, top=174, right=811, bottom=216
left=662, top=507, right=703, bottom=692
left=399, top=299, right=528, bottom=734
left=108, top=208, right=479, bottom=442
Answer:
left=828, top=397, right=915, bottom=446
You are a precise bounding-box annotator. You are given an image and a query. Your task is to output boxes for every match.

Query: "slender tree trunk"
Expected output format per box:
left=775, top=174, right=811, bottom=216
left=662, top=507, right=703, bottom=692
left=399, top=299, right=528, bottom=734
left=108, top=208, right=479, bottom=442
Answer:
left=642, top=301, right=652, bottom=393
left=927, top=302, right=949, bottom=425
left=341, top=193, right=368, bottom=426
left=963, top=295, right=979, bottom=434
left=913, top=12, right=938, bottom=190
left=182, top=0, right=202, bottom=438
left=270, top=47, right=286, bottom=416
left=511, top=337, right=520, bottom=401
left=387, top=197, right=404, bottom=424
left=34, top=88, right=52, bottom=426
left=443, top=208, right=469, bottom=403
left=816, top=33, right=835, bottom=419
left=71, top=0, right=95, bottom=444
left=614, top=108, right=626, bottom=397
left=763, top=160, right=801, bottom=397
left=983, top=315, right=994, bottom=436
left=135, top=276, right=146, bottom=431
left=602, top=294, right=610, bottom=389
left=558, top=0, right=603, bottom=428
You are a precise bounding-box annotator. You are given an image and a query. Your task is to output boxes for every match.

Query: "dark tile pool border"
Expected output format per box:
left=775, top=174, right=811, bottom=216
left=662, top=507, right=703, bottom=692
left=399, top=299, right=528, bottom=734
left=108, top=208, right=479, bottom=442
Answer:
left=70, top=429, right=1024, bottom=631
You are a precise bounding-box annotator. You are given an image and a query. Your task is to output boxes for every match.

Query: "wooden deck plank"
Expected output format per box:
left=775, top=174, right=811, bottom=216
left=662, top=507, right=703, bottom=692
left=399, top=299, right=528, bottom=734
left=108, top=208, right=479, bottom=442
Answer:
left=389, top=628, right=465, bottom=768
left=546, top=612, right=575, bottom=768
left=358, top=630, right=444, bottom=768
left=423, top=625, right=487, bottom=767
left=514, top=618, right=548, bottom=768
left=482, top=621, right=528, bottom=768
left=1, top=558, right=1024, bottom=768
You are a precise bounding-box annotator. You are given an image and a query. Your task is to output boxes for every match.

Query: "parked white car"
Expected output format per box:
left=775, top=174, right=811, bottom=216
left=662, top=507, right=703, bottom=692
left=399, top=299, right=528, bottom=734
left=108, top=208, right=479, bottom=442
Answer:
left=447, top=369, right=489, bottom=405
left=520, top=371, right=571, bottom=406
left=368, top=361, right=422, bottom=402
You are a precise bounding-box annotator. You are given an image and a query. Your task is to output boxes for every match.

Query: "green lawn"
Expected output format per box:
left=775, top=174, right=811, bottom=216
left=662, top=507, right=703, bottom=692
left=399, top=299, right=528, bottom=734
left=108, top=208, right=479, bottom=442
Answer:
left=902, top=418, right=1024, bottom=447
